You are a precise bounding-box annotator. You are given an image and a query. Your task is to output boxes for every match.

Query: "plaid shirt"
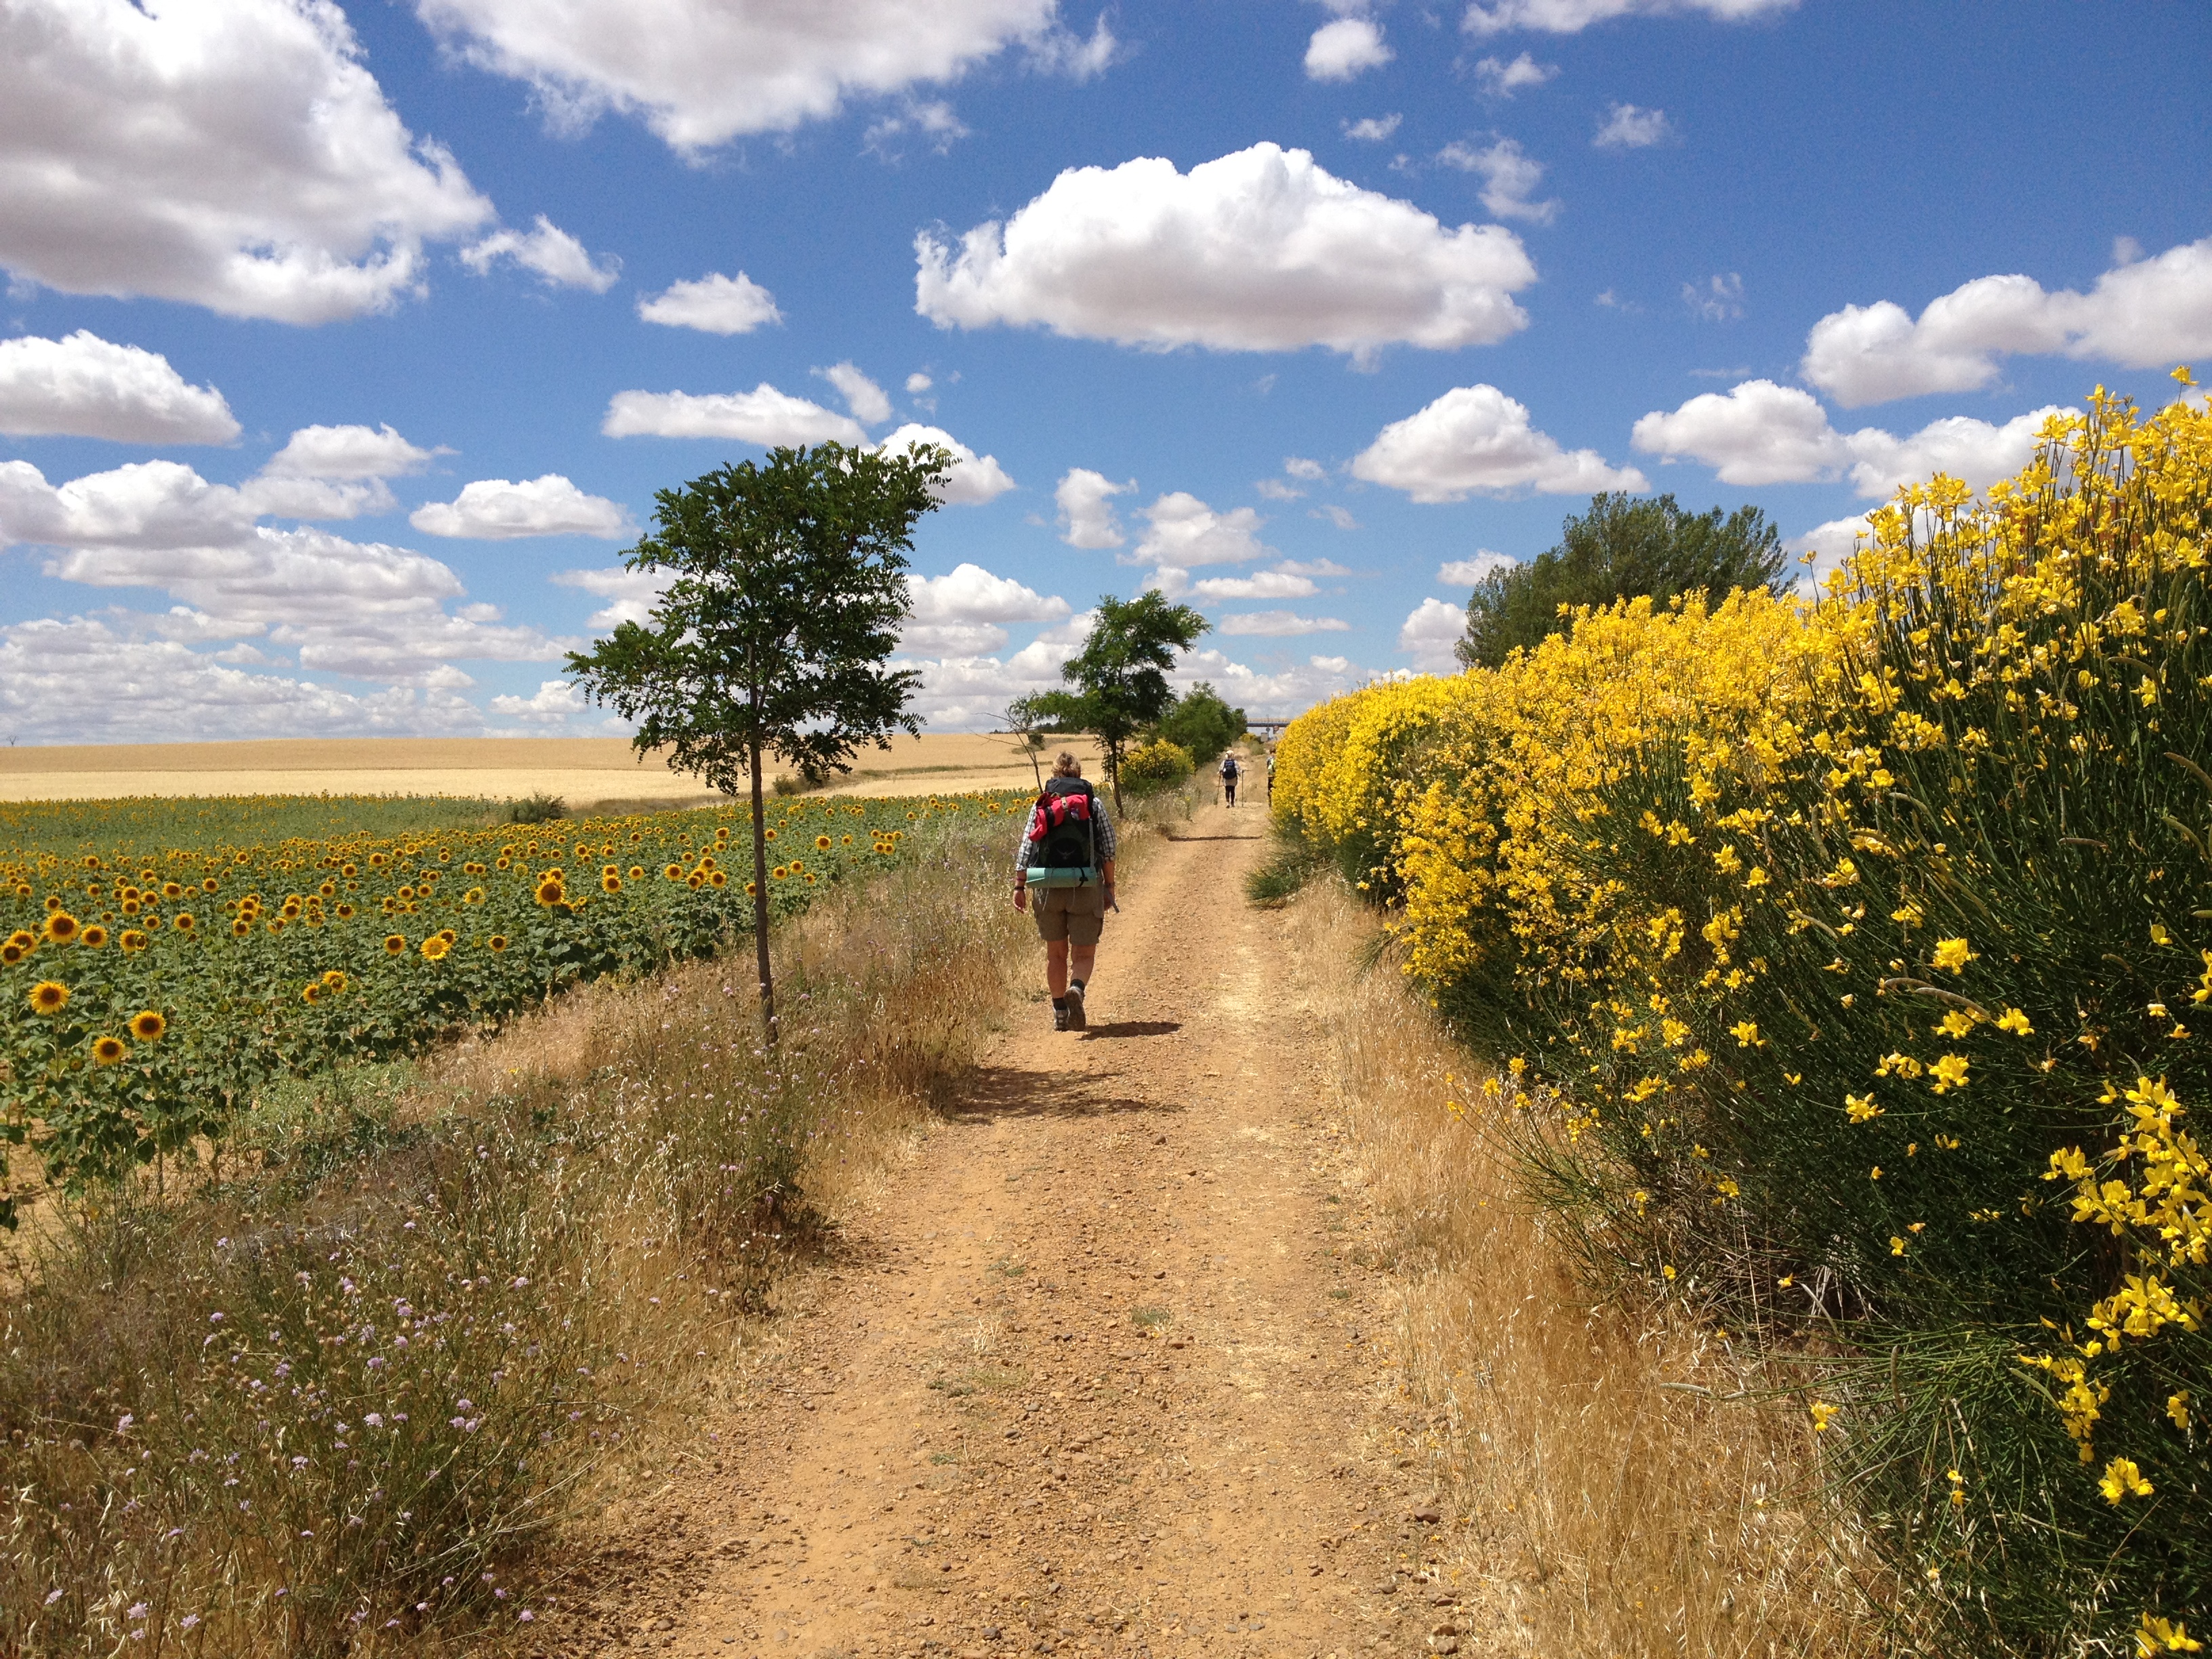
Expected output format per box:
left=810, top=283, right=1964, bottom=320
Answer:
left=1012, top=785, right=1115, bottom=876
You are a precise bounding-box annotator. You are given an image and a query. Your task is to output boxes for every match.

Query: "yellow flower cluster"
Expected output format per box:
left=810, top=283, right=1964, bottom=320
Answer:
left=1274, top=375, right=2212, bottom=1641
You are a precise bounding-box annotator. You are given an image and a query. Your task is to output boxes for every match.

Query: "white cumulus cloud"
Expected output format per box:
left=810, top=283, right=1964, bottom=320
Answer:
left=412, top=0, right=1069, bottom=155
left=1594, top=102, right=1673, bottom=147
left=0, top=0, right=493, bottom=324
left=903, top=560, right=1069, bottom=654
left=1439, top=551, right=1515, bottom=584
left=1133, top=493, right=1273, bottom=568
left=602, top=385, right=868, bottom=445
left=1630, top=379, right=2071, bottom=496
left=1353, top=384, right=1648, bottom=502
left=1190, top=569, right=1320, bottom=600
left=1800, top=237, right=2212, bottom=407
left=1343, top=113, right=1402, bottom=142
left=914, top=142, right=1537, bottom=361
left=1462, top=0, right=1798, bottom=34
left=636, top=270, right=782, bottom=334
left=0, top=459, right=574, bottom=687
left=1055, top=468, right=1136, bottom=548
left=819, top=362, right=894, bottom=424
left=490, top=679, right=590, bottom=723
left=262, top=424, right=436, bottom=480
left=0, top=331, right=239, bottom=445
left=411, top=476, right=632, bottom=539
left=554, top=565, right=670, bottom=629
left=874, top=423, right=1017, bottom=506
left=1437, top=138, right=1558, bottom=224
left=1399, top=596, right=1467, bottom=671
left=1219, top=611, right=1350, bottom=637
left=1473, top=52, right=1557, bottom=94
left=1306, top=17, right=1393, bottom=80
left=462, top=216, right=621, bottom=292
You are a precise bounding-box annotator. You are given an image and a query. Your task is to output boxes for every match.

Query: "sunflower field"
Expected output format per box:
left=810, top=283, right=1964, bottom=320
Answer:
left=0, top=787, right=1031, bottom=1212
left=1273, top=380, right=2212, bottom=1654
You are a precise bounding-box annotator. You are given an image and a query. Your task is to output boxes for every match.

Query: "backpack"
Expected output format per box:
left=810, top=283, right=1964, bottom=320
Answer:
left=1220, top=754, right=1240, bottom=777
left=1023, top=777, right=1099, bottom=888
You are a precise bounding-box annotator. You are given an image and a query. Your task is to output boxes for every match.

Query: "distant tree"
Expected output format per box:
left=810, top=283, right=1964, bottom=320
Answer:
left=1026, top=591, right=1210, bottom=813
left=566, top=441, right=950, bottom=1042
left=1154, top=681, right=1246, bottom=766
left=1456, top=492, right=1787, bottom=668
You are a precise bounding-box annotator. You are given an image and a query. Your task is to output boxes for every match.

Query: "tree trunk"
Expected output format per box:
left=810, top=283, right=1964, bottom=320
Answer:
left=748, top=735, right=777, bottom=1046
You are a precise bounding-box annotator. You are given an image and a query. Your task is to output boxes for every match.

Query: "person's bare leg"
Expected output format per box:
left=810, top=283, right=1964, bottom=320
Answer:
left=1046, top=938, right=1070, bottom=997
left=1069, top=944, right=1098, bottom=989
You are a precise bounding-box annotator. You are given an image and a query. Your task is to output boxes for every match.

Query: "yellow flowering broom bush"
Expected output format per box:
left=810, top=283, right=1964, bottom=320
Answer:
left=0, top=790, right=1026, bottom=1215
left=1275, top=380, right=2212, bottom=1652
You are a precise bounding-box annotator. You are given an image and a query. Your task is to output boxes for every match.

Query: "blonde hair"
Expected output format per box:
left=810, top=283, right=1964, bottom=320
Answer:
left=1052, top=750, right=1084, bottom=778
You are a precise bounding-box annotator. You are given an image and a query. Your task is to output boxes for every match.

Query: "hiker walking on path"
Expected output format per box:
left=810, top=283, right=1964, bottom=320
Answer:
left=1219, top=749, right=1242, bottom=807
left=1013, top=752, right=1117, bottom=1031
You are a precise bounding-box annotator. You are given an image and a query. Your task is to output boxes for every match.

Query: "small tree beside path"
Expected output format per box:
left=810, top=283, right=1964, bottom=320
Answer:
left=566, top=441, right=950, bottom=1042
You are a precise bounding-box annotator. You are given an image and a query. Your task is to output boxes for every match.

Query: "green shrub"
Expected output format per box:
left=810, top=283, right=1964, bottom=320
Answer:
left=1118, top=738, right=1195, bottom=798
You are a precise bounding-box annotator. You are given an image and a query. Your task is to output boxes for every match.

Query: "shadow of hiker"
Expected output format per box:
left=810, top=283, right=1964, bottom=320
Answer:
left=1076, top=1021, right=1181, bottom=1040
left=1160, top=834, right=1265, bottom=843
left=947, top=1062, right=1181, bottom=1122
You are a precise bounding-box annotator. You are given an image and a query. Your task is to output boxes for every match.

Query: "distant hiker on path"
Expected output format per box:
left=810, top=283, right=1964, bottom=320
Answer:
left=1265, top=751, right=1274, bottom=798
left=1013, top=752, right=1117, bottom=1031
left=1219, top=750, right=1242, bottom=808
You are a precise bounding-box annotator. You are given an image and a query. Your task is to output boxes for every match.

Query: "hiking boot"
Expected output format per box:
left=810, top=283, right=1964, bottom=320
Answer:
left=1065, top=981, right=1087, bottom=1030
left=1052, top=1002, right=1070, bottom=1031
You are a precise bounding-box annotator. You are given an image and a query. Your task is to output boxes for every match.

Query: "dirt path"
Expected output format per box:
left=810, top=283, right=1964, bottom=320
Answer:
left=574, top=804, right=1461, bottom=1659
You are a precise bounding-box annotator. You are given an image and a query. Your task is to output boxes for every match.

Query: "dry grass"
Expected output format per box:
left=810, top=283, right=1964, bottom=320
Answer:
left=1290, top=880, right=1889, bottom=1658
left=0, top=814, right=1033, bottom=1657
left=0, top=734, right=1105, bottom=808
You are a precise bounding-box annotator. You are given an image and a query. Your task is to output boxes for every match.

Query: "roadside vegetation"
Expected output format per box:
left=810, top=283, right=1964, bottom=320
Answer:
left=0, top=796, right=1031, bottom=1657
left=1268, top=382, right=2212, bottom=1656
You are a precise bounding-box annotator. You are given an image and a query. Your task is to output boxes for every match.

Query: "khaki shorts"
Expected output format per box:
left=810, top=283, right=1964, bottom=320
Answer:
left=1030, top=882, right=1106, bottom=945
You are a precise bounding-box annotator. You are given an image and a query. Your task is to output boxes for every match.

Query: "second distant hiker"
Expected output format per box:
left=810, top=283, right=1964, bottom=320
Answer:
left=1012, top=751, right=1117, bottom=1031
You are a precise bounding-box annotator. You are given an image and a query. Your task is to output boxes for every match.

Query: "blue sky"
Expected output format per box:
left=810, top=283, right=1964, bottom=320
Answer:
left=2, top=0, right=2207, bottom=743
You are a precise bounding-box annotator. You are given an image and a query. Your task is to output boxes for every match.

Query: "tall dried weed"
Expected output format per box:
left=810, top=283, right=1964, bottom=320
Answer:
left=1293, top=880, right=1890, bottom=1658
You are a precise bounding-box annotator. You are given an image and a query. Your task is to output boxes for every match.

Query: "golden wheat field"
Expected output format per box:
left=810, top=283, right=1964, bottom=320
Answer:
left=0, top=732, right=1104, bottom=806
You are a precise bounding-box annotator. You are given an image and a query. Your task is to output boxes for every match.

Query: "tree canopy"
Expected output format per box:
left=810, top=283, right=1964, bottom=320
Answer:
left=565, top=441, right=949, bottom=1038
left=1153, top=681, right=1246, bottom=766
left=1026, top=590, right=1209, bottom=812
left=1456, top=491, right=1787, bottom=669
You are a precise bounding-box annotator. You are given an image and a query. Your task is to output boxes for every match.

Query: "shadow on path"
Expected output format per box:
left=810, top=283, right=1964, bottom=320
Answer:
left=946, top=1062, right=1182, bottom=1122
left=1076, top=1021, right=1182, bottom=1040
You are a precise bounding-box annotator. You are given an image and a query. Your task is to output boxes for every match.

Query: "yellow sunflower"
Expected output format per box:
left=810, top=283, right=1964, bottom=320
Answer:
left=815, top=834, right=832, bottom=850
left=663, top=862, right=684, bottom=880
left=173, top=913, right=194, bottom=933
left=130, top=1010, right=166, bottom=1042
left=162, top=882, right=183, bottom=900
left=708, top=871, right=728, bottom=888
left=29, top=981, right=70, bottom=1015
left=764, top=828, right=778, bottom=842
left=628, top=865, right=644, bottom=880
left=82, top=924, right=110, bottom=949
left=421, top=936, right=451, bottom=962
left=43, top=912, right=79, bottom=943
left=44, top=895, right=62, bottom=912
left=6, top=930, right=33, bottom=951
left=687, top=874, right=703, bottom=890
left=384, top=934, right=407, bottom=956
left=302, top=982, right=323, bottom=1005
left=91, top=1034, right=127, bottom=1066
left=601, top=874, right=622, bottom=893
left=231, top=918, right=252, bottom=937
left=488, top=934, right=510, bottom=953
left=535, top=876, right=566, bottom=906
left=335, top=903, right=355, bottom=920
left=1, top=943, right=24, bottom=966
left=119, top=930, right=148, bottom=953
